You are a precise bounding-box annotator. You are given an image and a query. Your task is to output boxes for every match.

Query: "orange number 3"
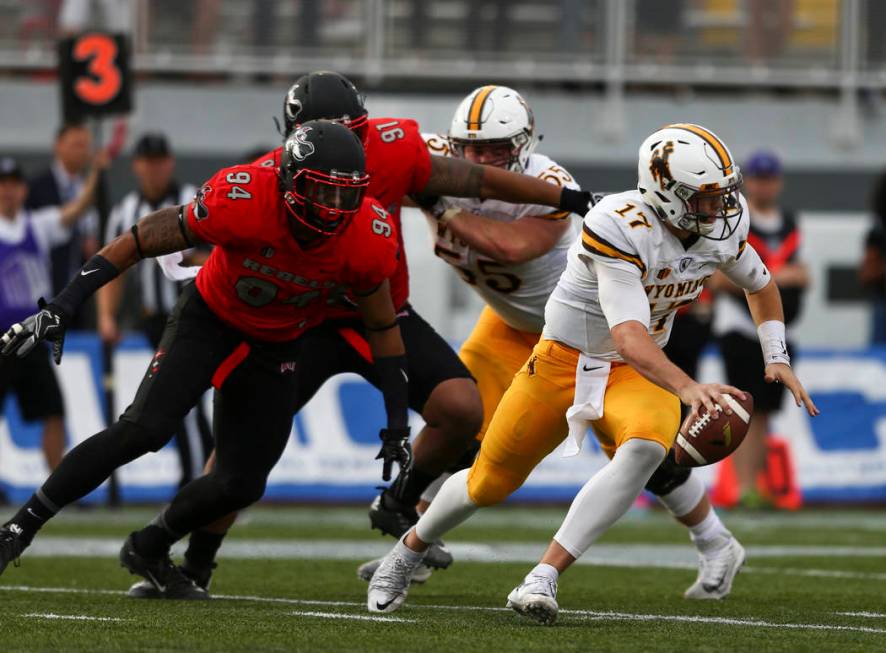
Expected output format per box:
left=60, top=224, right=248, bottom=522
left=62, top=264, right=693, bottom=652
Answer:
left=73, top=34, right=121, bottom=105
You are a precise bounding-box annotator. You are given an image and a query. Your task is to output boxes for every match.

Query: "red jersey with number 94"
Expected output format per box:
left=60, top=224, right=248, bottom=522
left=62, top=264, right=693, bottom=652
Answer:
left=251, top=117, right=432, bottom=318
left=187, top=163, right=399, bottom=342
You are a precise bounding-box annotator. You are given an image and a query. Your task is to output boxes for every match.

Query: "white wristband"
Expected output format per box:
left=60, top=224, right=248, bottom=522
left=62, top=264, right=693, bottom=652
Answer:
left=757, top=320, right=790, bottom=366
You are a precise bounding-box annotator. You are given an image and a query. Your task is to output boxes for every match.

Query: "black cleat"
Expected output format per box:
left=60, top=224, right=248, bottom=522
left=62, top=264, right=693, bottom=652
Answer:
left=119, top=533, right=208, bottom=600
left=126, top=562, right=216, bottom=599
left=368, top=493, right=419, bottom=538
left=0, top=524, right=26, bottom=575
left=181, top=560, right=216, bottom=590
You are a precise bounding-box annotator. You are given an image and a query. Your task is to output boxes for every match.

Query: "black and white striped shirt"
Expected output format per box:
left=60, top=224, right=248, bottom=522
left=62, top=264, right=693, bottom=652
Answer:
left=105, top=183, right=196, bottom=316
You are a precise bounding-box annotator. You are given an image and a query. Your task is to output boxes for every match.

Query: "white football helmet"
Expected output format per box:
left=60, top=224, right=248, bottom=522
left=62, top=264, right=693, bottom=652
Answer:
left=448, top=85, right=538, bottom=172
left=637, top=123, right=743, bottom=240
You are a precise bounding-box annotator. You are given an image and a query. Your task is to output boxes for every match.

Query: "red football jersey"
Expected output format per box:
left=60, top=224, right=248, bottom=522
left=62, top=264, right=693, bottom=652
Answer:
left=250, top=117, right=431, bottom=317
left=187, top=163, right=399, bottom=342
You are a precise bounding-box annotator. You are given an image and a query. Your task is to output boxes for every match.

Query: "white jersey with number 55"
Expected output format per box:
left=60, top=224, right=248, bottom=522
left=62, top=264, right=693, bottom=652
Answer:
left=422, top=133, right=581, bottom=333
left=544, top=189, right=766, bottom=361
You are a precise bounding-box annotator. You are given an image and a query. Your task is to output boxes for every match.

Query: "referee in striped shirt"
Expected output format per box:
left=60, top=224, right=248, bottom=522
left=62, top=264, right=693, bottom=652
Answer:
left=96, top=133, right=212, bottom=489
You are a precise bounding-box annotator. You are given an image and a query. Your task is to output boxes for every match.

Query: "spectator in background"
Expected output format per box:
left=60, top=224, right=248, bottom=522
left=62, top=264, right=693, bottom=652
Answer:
left=0, top=154, right=104, bottom=473
left=860, top=174, right=886, bottom=343
left=96, top=133, right=212, bottom=489
left=711, top=150, right=809, bottom=508
left=26, top=122, right=99, bottom=318
left=746, top=0, right=794, bottom=65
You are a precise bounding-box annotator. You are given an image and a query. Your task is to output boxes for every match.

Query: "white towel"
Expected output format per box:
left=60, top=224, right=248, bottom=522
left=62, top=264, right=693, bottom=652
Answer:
left=156, top=251, right=201, bottom=282
left=563, top=354, right=611, bottom=457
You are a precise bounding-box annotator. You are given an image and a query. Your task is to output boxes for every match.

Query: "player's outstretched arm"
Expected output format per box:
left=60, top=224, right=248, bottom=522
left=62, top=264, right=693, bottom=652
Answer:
left=743, top=278, right=819, bottom=417
left=0, top=205, right=200, bottom=364
left=430, top=206, right=571, bottom=265
left=423, top=155, right=590, bottom=215
left=356, top=281, right=412, bottom=481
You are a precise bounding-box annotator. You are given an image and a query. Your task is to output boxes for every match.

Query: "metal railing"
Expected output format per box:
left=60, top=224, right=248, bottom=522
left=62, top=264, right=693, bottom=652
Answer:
left=0, top=0, right=881, bottom=90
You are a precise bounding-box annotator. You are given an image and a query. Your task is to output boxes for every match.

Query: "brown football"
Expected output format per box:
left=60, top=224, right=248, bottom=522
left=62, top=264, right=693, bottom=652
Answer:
left=674, top=393, right=754, bottom=467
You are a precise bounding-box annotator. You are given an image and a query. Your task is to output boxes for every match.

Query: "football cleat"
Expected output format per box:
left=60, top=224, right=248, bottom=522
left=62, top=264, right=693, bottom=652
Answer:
left=684, top=536, right=746, bottom=600
left=367, top=538, right=425, bottom=613
left=357, top=557, right=432, bottom=584
left=368, top=493, right=419, bottom=538
left=0, top=524, right=26, bottom=575
left=119, top=533, right=208, bottom=600
left=507, top=572, right=559, bottom=625
left=126, top=562, right=216, bottom=599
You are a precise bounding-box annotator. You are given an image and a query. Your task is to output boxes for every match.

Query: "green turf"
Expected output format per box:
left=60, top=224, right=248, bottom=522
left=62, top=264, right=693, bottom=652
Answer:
left=2, top=506, right=885, bottom=652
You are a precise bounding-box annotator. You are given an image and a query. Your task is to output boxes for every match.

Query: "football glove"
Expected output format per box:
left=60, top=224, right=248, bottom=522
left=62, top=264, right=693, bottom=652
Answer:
left=559, top=188, right=593, bottom=216
left=0, top=298, right=68, bottom=364
left=376, top=427, right=412, bottom=482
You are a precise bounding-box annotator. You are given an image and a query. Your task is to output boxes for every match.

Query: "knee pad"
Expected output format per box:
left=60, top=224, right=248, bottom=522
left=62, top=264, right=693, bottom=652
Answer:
left=218, top=474, right=266, bottom=509
left=644, top=449, right=691, bottom=497
left=113, top=419, right=173, bottom=455
left=466, top=466, right=520, bottom=507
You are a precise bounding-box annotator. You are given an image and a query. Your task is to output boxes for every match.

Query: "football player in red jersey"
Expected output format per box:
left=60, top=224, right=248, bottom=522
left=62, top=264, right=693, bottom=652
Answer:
left=163, top=71, right=593, bottom=592
left=0, top=121, right=413, bottom=597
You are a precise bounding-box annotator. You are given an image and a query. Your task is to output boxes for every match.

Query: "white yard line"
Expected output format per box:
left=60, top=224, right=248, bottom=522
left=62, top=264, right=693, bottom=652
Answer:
left=22, top=612, right=124, bottom=622
left=2, top=584, right=885, bottom=636
left=289, top=610, right=415, bottom=623
left=837, top=611, right=886, bottom=619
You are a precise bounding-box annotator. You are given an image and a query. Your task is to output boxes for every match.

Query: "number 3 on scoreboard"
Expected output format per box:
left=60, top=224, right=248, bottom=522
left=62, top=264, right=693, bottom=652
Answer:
left=226, top=171, right=252, bottom=200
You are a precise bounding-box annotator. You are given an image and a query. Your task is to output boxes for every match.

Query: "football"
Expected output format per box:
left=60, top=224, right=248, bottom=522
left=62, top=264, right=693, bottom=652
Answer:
left=674, top=393, right=754, bottom=467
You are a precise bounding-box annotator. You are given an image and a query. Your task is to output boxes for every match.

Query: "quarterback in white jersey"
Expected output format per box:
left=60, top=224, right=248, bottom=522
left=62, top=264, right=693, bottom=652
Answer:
left=368, top=123, right=819, bottom=622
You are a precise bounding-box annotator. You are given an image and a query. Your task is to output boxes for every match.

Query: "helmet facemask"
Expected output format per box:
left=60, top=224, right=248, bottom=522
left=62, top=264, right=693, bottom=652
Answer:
left=283, top=168, right=369, bottom=237
left=449, top=131, right=532, bottom=172
left=670, top=176, right=743, bottom=241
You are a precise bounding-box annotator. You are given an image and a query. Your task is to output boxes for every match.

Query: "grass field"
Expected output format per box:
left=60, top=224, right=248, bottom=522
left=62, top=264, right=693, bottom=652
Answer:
left=2, top=504, right=886, bottom=652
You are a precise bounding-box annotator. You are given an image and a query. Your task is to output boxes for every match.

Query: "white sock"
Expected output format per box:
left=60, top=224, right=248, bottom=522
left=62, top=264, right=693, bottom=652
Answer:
left=419, top=472, right=450, bottom=507
left=394, top=535, right=425, bottom=562
left=657, top=472, right=706, bottom=518
left=554, top=439, right=666, bottom=558
left=688, top=510, right=731, bottom=554
left=530, top=562, right=559, bottom=581
left=414, top=469, right=478, bottom=546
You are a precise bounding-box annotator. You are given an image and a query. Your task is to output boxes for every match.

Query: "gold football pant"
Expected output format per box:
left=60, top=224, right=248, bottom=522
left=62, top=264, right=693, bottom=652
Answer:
left=458, top=306, right=540, bottom=441
left=466, top=338, right=681, bottom=506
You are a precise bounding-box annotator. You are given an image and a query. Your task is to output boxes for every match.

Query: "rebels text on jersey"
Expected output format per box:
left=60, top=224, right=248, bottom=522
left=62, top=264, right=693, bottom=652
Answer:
left=187, top=164, right=399, bottom=342
left=251, top=117, right=432, bottom=315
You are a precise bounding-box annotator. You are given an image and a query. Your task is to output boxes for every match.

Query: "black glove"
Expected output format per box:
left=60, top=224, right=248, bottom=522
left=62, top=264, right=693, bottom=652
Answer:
left=559, top=188, right=593, bottom=216
left=375, top=427, right=412, bottom=482
left=0, top=298, right=68, bottom=364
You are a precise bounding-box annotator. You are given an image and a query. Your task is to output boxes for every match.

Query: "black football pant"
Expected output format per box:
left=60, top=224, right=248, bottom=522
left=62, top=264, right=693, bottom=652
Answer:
left=40, top=283, right=301, bottom=535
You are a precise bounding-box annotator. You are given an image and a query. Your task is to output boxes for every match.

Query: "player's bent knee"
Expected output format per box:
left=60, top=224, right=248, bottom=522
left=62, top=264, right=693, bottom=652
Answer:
left=114, top=419, right=174, bottom=455
left=644, top=449, right=691, bottom=496
left=424, top=378, right=484, bottom=439
left=466, top=469, right=521, bottom=507
left=217, top=474, right=267, bottom=509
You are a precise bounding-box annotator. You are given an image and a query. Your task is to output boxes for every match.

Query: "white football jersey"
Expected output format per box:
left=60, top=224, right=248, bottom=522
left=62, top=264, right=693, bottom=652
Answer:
left=544, top=189, right=751, bottom=360
left=422, top=133, right=581, bottom=333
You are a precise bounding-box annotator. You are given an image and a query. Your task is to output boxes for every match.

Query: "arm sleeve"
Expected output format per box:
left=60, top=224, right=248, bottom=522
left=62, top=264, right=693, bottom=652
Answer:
left=594, top=258, right=651, bottom=329
left=720, top=243, right=771, bottom=293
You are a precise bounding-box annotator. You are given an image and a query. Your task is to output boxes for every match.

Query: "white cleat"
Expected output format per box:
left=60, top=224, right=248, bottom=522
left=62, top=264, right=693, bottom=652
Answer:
left=684, top=536, right=746, bottom=600
left=358, top=557, right=432, bottom=584
left=506, top=573, right=559, bottom=625
left=367, top=541, right=425, bottom=613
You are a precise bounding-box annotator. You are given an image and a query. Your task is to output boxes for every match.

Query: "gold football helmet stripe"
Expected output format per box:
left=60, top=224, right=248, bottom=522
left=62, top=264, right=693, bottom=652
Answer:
left=581, top=226, right=646, bottom=275
left=668, top=123, right=734, bottom=176
left=467, top=85, right=498, bottom=131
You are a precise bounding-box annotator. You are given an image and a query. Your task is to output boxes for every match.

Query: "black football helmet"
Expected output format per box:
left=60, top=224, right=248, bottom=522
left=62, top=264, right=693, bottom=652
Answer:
left=280, top=120, right=369, bottom=237
left=283, top=71, right=369, bottom=144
